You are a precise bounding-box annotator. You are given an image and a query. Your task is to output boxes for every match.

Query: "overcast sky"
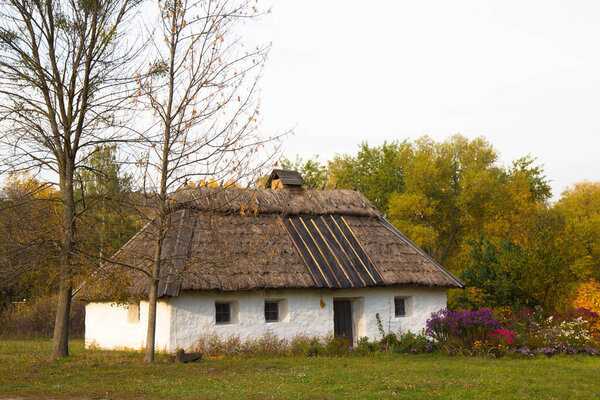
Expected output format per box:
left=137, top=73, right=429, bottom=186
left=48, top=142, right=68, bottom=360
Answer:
left=247, top=0, right=600, bottom=200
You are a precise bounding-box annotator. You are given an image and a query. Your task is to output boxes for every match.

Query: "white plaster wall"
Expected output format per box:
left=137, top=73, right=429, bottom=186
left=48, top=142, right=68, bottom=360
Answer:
left=169, top=287, right=447, bottom=351
left=85, top=300, right=172, bottom=352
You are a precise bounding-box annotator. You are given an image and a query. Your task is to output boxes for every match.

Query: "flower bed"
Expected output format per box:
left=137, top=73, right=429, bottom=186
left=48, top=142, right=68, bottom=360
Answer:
left=425, top=306, right=600, bottom=357
left=188, top=308, right=598, bottom=359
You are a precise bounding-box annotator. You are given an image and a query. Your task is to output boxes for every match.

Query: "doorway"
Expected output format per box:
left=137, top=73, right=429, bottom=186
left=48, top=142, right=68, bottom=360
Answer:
left=333, top=300, right=353, bottom=344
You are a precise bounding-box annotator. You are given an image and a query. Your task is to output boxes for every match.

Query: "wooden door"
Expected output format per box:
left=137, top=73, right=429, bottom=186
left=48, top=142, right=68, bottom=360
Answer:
left=333, top=300, right=353, bottom=344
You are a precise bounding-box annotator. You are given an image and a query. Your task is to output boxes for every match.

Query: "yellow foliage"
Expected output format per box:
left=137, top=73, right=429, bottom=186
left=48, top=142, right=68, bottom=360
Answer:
left=198, top=178, right=240, bottom=188
left=5, top=172, right=57, bottom=200
left=556, top=182, right=600, bottom=278
left=573, top=279, right=600, bottom=334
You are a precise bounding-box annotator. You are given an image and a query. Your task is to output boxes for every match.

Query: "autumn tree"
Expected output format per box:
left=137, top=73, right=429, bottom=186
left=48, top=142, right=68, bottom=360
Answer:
left=134, top=0, right=280, bottom=362
left=555, top=182, right=600, bottom=279
left=0, top=0, right=143, bottom=357
left=328, top=141, right=409, bottom=212
left=459, top=210, right=576, bottom=311
left=76, top=144, right=140, bottom=268
left=0, top=175, right=59, bottom=307
left=385, top=135, right=502, bottom=269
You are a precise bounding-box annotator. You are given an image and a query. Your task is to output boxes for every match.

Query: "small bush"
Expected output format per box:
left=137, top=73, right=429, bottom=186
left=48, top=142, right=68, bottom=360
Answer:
left=324, top=335, right=351, bottom=356
left=290, top=333, right=316, bottom=356
left=356, top=336, right=379, bottom=355
left=306, top=342, right=325, bottom=357
left=380, top=333, right=399, bottom=349
left=245, top=331, right=289, bottom=357
left=426, top=308, right=501, bottom=354
left=393, top=331, right=435, bottom=354
left=0, top=296, right=84, bottom=338
left=502, top=306, right=599, bottom=355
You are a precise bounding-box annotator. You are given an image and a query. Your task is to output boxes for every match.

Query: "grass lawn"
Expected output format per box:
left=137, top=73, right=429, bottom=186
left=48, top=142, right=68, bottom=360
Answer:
left=0, top=339, right=599, bottom=399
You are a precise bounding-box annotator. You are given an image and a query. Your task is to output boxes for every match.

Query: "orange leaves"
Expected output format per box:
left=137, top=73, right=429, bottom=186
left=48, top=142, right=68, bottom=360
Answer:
left=573, top=279, right=600, bottom=334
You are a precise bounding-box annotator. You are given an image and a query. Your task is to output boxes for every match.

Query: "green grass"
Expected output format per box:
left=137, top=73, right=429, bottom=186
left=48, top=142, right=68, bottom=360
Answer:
left=1, top=339, right=599, bottom=399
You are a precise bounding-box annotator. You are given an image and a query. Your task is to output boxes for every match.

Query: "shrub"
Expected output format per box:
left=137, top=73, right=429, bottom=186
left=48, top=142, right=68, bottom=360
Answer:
left=306, top=342, right=325, bottom=357
left=0, top=296, right=84, bottom=338
left=245, top=331, right=289, bottom=357
left=425, top=308, right=500, bottom=353
left=380, top=333, right=399, bottom=349
left=393, top=331, right=435, bottom=354
left=290, top=333, right=317, bottom=356
left=324, top=335, right=350, bottom=356
left=356, top=336, right=379, bottom=355
left=193, top=333, right=244, bottom=358
left=503, top=307, right=598, bottom=354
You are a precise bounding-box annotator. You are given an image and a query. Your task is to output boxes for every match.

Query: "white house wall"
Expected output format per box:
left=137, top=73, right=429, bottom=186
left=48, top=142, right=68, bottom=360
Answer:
left=169, top=287, right=447, bottom=351
left=85, top=287, right=446, bottom=352
left=85, top=300, right=172, bottom=351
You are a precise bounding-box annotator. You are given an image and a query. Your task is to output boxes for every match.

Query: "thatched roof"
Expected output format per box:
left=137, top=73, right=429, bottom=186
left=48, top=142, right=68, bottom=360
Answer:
left=82, top=184, right=463, bottom=300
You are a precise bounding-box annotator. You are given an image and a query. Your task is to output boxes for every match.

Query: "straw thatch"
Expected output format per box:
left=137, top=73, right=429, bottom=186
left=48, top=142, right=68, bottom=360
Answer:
left=171, top=186, right=383, bottom=217
left=82, top=185, right=463, bottom=300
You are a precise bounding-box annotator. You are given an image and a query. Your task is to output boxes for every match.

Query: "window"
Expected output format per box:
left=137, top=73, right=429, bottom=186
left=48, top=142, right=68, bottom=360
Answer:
left=215, top=302, right=231, bottom=324
left=264, top=301, right=279, bottom=322
left=127, top=302, right=140, bottom=324
left=394, top=298, right=406, bottom=317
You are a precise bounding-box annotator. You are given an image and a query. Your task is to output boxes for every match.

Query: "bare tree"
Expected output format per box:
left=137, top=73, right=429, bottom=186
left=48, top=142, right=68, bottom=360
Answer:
left=0, top=0, right=143, bottom=358
left=135, top=0, right=281, bottom=362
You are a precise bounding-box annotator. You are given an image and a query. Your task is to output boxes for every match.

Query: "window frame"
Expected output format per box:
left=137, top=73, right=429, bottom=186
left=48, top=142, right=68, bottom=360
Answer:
left=394, top=297, right=407, bottom=317
left=264, top=301, right=279, bottom=323
left=215, top=302, right=232, bottom=324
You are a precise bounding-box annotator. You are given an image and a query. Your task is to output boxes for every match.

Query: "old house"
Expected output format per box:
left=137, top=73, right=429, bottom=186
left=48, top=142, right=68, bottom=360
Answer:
left=84, top=170, right=463, bottom=351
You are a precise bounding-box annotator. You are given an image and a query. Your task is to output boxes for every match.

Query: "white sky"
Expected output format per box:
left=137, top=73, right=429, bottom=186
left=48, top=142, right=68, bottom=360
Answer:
left=247, top=0, right=600, bottom=200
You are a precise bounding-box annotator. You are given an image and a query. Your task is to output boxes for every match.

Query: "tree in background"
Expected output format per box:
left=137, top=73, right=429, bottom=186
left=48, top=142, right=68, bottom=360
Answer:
left=0, top=175, right=59, bottom=306
left=0, top=150, right=139, bottom=338
left=329, top=141, right=409, bottom=212
left=573, top=279, right=600, bottom=334
left=283, top=135, right=551, bottom=275
left=555, top=182, right=600, bottom=279
left=76, top=144, right=140, bottom=268
left=0, top=0, right=143, bottom=357
left=458, top=210, right=576, bottom=311
left=282, top=135, right=577, bottom=311
left=386, top=135, right=501, bottom=267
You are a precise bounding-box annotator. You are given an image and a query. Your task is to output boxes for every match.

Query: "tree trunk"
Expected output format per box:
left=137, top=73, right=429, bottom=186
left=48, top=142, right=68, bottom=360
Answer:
left=52, top=281, right=72, bottom=358
left=144, top=207, right=166, bottom=363
left=143, top=247, right=161, bottom=363
left=52, top=170, right=75, bottom=359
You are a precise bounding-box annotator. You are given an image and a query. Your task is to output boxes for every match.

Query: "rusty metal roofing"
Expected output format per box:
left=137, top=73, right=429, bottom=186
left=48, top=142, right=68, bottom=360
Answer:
left=281, top=214, right=385, bottom=288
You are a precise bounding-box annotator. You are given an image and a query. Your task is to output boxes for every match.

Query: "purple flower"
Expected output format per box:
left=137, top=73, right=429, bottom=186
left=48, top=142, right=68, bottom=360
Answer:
left=537, top=347, right=556, bottom=356
left=577, top=348, right=599, bottom=356
left=512, top=348, right=534, bottom=357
